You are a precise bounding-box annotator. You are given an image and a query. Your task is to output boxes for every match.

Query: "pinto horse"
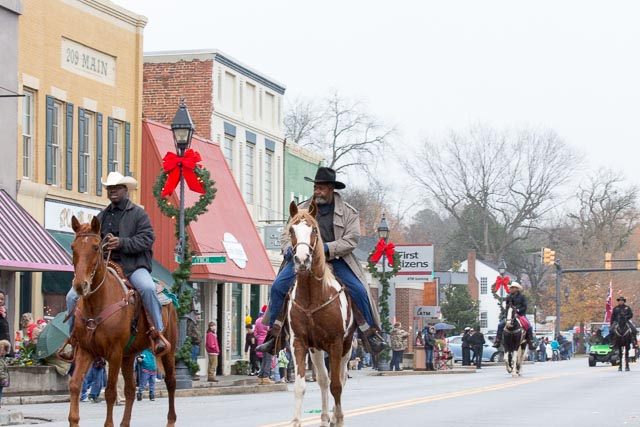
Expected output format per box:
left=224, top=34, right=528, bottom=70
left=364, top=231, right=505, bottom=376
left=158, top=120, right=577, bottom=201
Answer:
left=67, top=216, right=177, bottom=427
left=611, top=320, right=633, bottom=372
left=286, top=200, right=357, bottom=427
left=503, top=303, right=527, bottom=377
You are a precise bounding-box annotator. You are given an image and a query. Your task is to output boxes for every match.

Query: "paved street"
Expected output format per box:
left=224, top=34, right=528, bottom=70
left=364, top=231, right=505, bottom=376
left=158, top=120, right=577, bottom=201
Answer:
left=10, top=357, right=640, bottom=427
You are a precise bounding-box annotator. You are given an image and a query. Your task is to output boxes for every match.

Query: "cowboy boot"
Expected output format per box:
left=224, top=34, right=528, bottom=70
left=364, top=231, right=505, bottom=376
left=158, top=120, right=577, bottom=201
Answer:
left=57, top=336, right=76, bottom=363
left=492, top=334, right=502, bottom=348
left=363, top=328, right=387, bottom=354
left=148, top=327, right=170, bottom=357
left=256, top=323, right=282, bottom=354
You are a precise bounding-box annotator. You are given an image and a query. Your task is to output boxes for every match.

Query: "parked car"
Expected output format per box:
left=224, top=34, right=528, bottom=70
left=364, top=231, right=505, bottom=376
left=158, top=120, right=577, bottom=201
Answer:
left=446, top=334, right=503, bottom=363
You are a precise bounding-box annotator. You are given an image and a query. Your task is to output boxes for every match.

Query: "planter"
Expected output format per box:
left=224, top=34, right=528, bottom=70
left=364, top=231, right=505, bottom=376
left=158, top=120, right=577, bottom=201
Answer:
left=4, top=366, right=68, bottom=396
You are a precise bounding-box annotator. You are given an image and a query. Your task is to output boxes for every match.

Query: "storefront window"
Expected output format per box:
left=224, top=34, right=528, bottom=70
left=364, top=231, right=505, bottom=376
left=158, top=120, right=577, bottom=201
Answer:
left=231, top=283, right=243, bottom=359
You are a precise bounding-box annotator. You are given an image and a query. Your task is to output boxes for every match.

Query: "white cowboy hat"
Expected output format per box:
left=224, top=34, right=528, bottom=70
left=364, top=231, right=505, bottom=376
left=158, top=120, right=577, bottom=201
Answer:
left=510, top=282, right=523, bottom=290
left=101, top=172, right=137, bottom=191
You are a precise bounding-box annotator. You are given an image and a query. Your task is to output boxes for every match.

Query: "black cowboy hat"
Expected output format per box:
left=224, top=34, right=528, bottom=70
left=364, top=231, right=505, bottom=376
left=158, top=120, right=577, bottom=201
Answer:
left=617, top=296, right=627, bottom=302
left=304, top=167, right=346, bottom=190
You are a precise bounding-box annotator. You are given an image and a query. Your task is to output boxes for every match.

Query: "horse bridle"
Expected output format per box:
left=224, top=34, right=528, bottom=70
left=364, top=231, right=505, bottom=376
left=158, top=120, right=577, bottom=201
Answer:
left=291, top=225, right=319, bottom=254
left=73, top=233, right=111, bottom=297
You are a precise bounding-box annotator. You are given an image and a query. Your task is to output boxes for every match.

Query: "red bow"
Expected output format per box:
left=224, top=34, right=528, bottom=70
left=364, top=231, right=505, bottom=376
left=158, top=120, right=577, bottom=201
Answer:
left=369, top=238, right=396, bottom=266
left=161, top=149, right=206, bottom=197
left=494, top=276, right=511, bottom=293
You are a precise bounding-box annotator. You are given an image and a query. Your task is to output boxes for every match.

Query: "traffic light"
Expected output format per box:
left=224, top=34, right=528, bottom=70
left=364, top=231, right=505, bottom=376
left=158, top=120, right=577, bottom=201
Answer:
left=605, top=252, right=612, bottom=270
left=542, top=247, right=556, bottom=265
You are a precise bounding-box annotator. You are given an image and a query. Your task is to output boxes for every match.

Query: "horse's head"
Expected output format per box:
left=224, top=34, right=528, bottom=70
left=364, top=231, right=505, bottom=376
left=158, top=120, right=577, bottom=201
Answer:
left=288, top=200, right=322, bottom=273
left=71, top=215, right=104, bottom=297
left=505, top=303, right=518, bottom=329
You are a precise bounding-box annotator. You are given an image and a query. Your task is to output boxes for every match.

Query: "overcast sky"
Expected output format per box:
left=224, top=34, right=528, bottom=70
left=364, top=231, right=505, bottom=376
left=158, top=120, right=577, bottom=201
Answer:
left=116, top=0, right=640, bottom=202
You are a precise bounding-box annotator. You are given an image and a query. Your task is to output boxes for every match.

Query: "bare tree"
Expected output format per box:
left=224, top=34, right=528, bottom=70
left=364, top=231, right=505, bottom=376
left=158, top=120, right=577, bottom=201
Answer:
left=403, top=124, right=581, bottom=263
left=284, top=91, right=395, bottom=175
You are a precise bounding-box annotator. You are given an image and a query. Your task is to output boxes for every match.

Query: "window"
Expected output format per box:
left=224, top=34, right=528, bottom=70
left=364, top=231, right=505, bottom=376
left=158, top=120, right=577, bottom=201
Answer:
left=264, top=151, right=273, bottom=219
left=480, top=277, right=488, bottom=295
left=79, top=110, right=94, bottom=193
left=112, top=121, right=122, bottom=173
left=223, top=135, right=233, bottom=167
left=244, top=143, right=254, bottom=204
left=480, top=312, right=488, bottom=329
left=108, top=118, right=126, bottom=174
left=51, top=100, right=63, bottom=186
left=22, top=89, right=35, bottom=179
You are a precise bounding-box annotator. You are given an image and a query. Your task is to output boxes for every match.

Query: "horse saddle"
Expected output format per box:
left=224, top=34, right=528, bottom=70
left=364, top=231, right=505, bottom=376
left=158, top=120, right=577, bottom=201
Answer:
left=106, top=262, right=176, bottom=307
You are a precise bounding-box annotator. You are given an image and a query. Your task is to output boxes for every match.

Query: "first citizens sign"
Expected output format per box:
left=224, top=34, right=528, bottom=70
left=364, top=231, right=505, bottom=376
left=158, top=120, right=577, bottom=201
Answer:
left=377, top=244, right=434, bottom=283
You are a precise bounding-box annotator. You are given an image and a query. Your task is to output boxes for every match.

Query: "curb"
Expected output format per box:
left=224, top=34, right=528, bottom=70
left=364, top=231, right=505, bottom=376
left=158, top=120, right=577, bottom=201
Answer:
left=0, top=409, right=24, bottom=426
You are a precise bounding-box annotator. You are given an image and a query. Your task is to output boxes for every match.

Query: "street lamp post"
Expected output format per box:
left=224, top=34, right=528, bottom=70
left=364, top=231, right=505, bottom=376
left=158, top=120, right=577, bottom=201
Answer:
left=171, top=98, right=195, bottom=389
left=377, top=215, right=391, bottom=322
left=498, top=258, right=507, bottom=313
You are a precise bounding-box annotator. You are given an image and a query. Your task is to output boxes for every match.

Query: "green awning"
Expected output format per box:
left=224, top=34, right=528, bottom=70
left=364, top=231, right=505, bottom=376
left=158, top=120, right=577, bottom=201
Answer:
left=43, top=231, right=174, bottom=294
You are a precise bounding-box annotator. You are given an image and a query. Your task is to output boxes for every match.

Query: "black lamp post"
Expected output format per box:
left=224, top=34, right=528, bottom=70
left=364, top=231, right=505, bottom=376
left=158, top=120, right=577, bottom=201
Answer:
left=171, top=98, right=195, bottom=389
left=376, top=214, right=391, bottom=371
left=171, top=98, right=195, bottom=265
left=498, top=258, right=507, bottom=311
left=377, top=214, right=391, bottom=322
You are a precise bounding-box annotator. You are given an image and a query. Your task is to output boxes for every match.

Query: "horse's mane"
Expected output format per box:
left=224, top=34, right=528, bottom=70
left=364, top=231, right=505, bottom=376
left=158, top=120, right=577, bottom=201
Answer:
left=288, top=210, right=337, bottom=288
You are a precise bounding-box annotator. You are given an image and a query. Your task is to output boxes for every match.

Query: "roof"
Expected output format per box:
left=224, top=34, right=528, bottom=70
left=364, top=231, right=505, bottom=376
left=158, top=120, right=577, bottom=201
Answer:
left=141, top=120, right=276, bottom=285
left=0, top=190, right=73, bottom=272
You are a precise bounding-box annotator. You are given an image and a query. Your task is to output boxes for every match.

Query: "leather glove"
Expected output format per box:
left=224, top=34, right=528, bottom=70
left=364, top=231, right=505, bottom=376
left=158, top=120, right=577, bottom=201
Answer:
left=284, top=246, right=293, bottom=261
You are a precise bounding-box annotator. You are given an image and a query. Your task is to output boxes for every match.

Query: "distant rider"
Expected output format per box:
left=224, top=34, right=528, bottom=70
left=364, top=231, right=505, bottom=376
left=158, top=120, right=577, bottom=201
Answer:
left=610, top=296, right=638, bottom=347
left=493, top=282, right=536, bottom=351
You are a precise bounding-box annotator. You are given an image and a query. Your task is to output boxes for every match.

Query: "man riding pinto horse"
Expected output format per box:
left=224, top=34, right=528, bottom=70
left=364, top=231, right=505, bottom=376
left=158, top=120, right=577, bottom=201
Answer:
left=610, top=296, right=638, bottom=348
left=493, top=282, right=536, bottom=351
left=257, top=167, right=386, bottom=355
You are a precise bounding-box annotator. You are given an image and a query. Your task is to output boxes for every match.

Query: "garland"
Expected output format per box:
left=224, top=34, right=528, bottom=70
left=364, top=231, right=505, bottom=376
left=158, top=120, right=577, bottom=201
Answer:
left=367, top=250, right=401, bottom=363
left=491, top=279, right=508, bottom=318
left=153, top=163, right=216, bottom=375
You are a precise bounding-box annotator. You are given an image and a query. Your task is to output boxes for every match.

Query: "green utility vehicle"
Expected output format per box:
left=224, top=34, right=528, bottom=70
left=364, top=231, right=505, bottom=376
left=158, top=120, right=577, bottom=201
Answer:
left=588, top=343, right=618, bottom=367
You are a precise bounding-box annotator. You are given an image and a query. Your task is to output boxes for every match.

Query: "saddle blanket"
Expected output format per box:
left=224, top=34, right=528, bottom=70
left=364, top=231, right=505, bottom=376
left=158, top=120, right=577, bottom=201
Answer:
left=518, top=315, right=530, bottom=330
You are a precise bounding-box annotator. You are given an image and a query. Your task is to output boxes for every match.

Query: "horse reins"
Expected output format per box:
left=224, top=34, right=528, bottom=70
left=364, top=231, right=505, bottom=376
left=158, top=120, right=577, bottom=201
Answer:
left=73, top=233, right=111, bottom=297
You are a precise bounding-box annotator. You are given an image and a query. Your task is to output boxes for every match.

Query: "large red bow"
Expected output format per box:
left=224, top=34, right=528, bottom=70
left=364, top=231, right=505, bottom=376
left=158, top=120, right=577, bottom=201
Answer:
left=494, top=275, right=511, bottom=293
left=161, top=149, right=206, bottom=197
left=369, top=238, right=396, bottom=266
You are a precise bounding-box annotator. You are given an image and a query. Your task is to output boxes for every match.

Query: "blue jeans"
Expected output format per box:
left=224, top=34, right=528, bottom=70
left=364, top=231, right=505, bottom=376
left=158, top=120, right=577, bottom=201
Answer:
left=258, top=352, right=272, bottom=379
left=191, top=344, right=200, bottom=362
left=267, top=259, right=375, bottom=328
left=138, top=370, right=156, bottom=396
left=425, top=348, right=434, bottom=365
left=66, top=267, right=163, bottom=331
left=81, top=365, right=105, bottom=399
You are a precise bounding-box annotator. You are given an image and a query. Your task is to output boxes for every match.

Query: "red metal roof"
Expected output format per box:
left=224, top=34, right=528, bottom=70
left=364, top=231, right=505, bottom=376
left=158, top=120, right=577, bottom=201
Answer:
left=0, top=190, right=73, bottom=272
left=141, top=120, right=275, bottom=285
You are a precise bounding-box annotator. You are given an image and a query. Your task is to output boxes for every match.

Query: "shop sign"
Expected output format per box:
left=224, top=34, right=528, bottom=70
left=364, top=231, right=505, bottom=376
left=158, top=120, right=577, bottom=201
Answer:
left=223, top=233, right=248, bottom=268
left=61, top=38, right=116, bottom=86
left=44, top=200, right=101, bottom=232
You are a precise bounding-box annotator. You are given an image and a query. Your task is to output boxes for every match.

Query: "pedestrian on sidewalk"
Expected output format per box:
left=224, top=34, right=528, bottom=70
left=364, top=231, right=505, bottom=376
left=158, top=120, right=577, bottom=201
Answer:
left=469, top=327, right=485, bottom=369
left=244, top=324, right=258, bottom=376
left=390, top=322, right=409, bottom=371
left=277, top=347, right=289, bottom=383
left=255, top=307, right=273, bottom=385
left=186, top=311, right=201, bottom=364
left=206, top=321, right=220, bottom=382
left=461, top=327, right=472, bottom=366
left=136, top=349, right=156, bottom=401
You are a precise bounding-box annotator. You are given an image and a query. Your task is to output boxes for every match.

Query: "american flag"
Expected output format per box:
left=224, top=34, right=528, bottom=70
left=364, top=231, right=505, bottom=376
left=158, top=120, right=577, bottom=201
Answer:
left=604, top=280, right=613, bottom=323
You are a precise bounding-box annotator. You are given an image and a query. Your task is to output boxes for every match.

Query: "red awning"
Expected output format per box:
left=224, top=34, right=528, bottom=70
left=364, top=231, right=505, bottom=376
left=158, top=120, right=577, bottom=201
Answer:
left=0, top=190, right=73, bottom=272
left=141, top=120, right=276, bottom=285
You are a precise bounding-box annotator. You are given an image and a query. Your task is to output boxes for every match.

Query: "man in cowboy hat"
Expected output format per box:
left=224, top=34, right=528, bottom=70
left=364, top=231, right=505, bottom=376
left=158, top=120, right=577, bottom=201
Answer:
left=257, top=167, right=386, bottom=354
left=61, top=172, right=169, bottom=360
left=492, top=282, right=536, bottom=351
left=611, top=296, right=638, bottom=347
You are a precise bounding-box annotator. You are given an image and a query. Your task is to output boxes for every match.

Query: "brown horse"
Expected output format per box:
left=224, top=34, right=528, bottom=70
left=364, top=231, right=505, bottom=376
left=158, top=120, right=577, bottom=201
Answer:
left=67, top=216, right=177, bottom=427
left=287, top=200, right=356, bottom=427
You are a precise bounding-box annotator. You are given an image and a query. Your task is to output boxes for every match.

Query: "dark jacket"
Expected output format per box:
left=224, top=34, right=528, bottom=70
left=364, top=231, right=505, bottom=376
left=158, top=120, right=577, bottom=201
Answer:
left=97, top=199, right=155, bottom=276
left=611, top=304, right=633, bottom=324
left=423, top=332, right=436, bottom=349
left=505, top=292, right=528, bottom=316
left=461, top=331, right=471, bottom=348
left=469, top=331, right=485, bottom=348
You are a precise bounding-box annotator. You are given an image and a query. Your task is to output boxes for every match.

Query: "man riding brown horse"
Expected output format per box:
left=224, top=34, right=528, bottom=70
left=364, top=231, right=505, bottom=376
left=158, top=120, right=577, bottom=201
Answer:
left=257, top=167, right=386, bottom=355
left=60, top=172, right=170, bottom=360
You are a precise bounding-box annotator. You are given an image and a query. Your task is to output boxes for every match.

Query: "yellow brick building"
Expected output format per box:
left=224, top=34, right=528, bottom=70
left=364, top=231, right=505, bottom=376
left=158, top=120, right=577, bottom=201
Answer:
left=16, top=0, right=146, bottom=320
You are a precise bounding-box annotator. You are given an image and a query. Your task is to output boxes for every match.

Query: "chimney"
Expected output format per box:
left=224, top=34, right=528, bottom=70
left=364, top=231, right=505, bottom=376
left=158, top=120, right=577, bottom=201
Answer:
left=467, top=249, right=479, bottom=301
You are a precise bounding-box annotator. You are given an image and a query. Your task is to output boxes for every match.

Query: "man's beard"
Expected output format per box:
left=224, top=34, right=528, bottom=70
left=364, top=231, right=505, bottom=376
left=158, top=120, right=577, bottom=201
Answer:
left=314, top=196, right=328, bottom=205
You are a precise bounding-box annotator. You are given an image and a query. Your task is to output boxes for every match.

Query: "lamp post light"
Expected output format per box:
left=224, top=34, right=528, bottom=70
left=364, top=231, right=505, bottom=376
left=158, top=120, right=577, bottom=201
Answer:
left=376, top=214, right=391, bottom=371
left=171, top=98, right=195, bottom=389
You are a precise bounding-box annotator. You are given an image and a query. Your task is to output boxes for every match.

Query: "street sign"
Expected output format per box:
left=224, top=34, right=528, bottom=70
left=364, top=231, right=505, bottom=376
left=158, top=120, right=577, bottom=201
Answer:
left=175, top=254, right=226, bottom=264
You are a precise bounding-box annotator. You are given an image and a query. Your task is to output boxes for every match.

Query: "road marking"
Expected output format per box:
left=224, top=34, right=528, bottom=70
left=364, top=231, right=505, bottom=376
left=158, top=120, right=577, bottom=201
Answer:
left=258, top=368, right=610, bottom=427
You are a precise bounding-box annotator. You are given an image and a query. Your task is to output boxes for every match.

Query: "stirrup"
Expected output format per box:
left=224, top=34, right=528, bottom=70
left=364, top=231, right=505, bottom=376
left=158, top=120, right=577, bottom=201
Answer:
left=56, top=337, right=75, bottom=363
left=148, top=328, right=171, bottom=357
